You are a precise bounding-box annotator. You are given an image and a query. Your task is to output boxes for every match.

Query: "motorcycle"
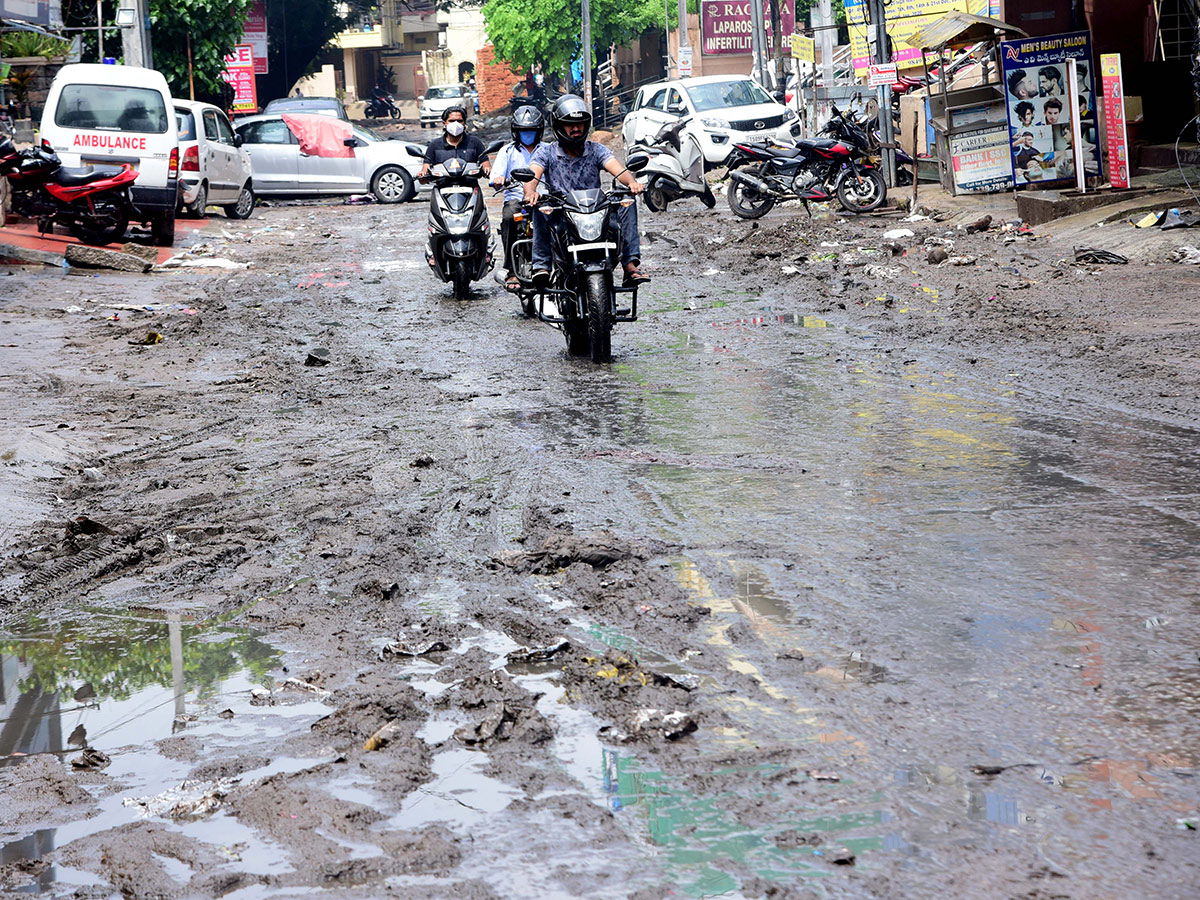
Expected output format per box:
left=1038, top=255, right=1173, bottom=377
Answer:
left=724, top=125, right=887, bottom=219
left=827, top=95, right=916, bottom=186
left=627, top=117, right=716, bottom=213
left=510, top=160, right=647, bottom=364
left=409, top=141, right=502, bottom=300
left=0, top=138, right=139, bottom=245
left=366, top=91, right=401, bottom=120
left=492, top=182, right=539, bottom=318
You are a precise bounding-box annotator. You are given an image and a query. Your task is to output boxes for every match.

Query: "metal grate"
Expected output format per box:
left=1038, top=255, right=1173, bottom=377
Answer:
left=726, top=114, right=786, bottom=131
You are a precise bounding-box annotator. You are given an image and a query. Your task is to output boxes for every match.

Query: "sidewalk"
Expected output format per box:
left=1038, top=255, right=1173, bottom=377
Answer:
left=0, top=216, right=209, bottom=266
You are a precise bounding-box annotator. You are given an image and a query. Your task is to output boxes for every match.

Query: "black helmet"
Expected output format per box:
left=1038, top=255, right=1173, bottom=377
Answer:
left=511, top=105, right=545, bottom=145
left=550, top=94, right=591, bottom=152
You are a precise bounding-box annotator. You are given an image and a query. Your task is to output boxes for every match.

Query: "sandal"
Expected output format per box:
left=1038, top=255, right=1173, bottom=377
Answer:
left=622, top=267, right=650, bottom=286
left=531, top=269, right=550, bottom=285
left=506, top=274, right=521, bottom=291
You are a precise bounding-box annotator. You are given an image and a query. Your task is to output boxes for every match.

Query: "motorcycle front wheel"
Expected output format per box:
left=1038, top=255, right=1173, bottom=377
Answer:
left=390, top=106, right=401, bottom=120
left=836, top=168, right=887, bottom=213
left=452, top=258, right=472, bottom=300
left=727, top=165, right=776, bottom=219
left=585, top=271, right=613, bottom=364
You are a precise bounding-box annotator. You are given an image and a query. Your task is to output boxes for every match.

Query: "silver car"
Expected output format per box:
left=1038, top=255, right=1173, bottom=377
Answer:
left=233, top=114, right=426, bottom=203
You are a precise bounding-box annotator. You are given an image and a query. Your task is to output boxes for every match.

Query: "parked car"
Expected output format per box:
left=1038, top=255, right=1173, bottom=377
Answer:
left=232, top=114, right=425, bottom=202
left=174, top=100, right=254, bottom=219
left=622, top=75, right=798, bottom=167
left=40, top=62, right=180, bottom=245
left=419, top=84, right=471, bottom=127
left=263, top=96, right=349, bottom=121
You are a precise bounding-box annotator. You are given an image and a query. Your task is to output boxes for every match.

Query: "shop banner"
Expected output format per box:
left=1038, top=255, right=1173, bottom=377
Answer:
left=950, top=125, right=1014, bottom=193
left=222, top=44, right=258, bottom=114
left=845, top=0, right=1000, bottom=75
left=242, top=0, right=269, bottom=75
left=700, top=1, right=795, bottom=56
left=1000, top=30, right=1101, bottom=188
left=1100, top=53, right=1129, bottom=189
left=791, top=33, right=815, bottom=64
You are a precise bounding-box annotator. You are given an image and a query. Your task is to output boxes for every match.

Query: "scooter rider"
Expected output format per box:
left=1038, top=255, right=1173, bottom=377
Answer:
left=419, top=106, right=491, bottom=181
left=522, top=94, right=648, bottom=287
left=490, top=105, right=544, bottom=292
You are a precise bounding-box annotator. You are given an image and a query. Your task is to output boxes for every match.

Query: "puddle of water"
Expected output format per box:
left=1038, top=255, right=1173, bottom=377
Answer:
left=390, top=748, right=523, bottom=829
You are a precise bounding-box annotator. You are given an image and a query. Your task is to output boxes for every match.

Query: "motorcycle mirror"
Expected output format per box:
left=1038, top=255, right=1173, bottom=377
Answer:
left=831, top=105, right=840, bottom=116
left=773, top=90, right=785, bottom=104
left=510, top=167, right=536, bottom=183
left=625, top=153, right=650, bottom=172
left=405, top=144, right=425, bottom=158
left=483, top=139, right=503, bottom=155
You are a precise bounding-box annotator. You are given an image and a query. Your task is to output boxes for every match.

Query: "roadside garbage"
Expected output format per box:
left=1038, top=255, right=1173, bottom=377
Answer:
left=345, top=194, right=376, bottom=205
left=249, top=687, right=272, bottom=706
left=807, top=770, right=841, bottom=782
left=125, top=778, right=233, bottom=820
left=828, top=848, right=857, bottom=866
left=304, top=348, right=331, bottom=367
left=948, top=255, right=978, bottom=266
left=71, top=747, right=110, bottom=770
left=601, top=708, right=697, bottom=743
left=927, top=247, right=948, bottom=264
left=363, top=719, right=405, bottom=751
left=1168, top=245, right=1200, bottom=264
left=1134, top=211, right=1164, bottom=228
left=281, top=676, right=330, bottom=698
left=924, top=236, right=954, bottom=250
left=1074, top=247, right=1128, bottom=265
left=506, top=639, right=571, bottom=664
left=379, top=634, right=450, bottom=658
left=1161, top=208, right=1200, bottom=229
left=883, top=228, right=915, bottom=241
left=130, top=331, right=162, bottom=345
left=964, top=215, right=993, bottom=234
left=455, top=703, right=520, bottom=745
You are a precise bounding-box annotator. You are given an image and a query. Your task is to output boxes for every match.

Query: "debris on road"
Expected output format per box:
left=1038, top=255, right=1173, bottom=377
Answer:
left=363, top=719, right=405, bottom=751
left=506, top=639, right=571, bottom=664
left=495, top=530, right=633, bottom=573
left=64, top=243, right=153, bottom=273
left=304, top=348, right=332, bottom=367
left=1168, top=245, right=1200, bottom=264
left=125, top=779, right=234, bottom=820
left=1074, top=247, right=1128, bottom=265
left=71, top=748, right=111, bottom=770
left=883, top=228, right=915, bottom=241
left=601, top=708, right=698, bottom=743
left=380, top=634, right=450, bottom=658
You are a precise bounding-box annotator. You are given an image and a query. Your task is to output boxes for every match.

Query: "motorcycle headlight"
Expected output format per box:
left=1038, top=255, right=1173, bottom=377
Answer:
left=701, top=118, right=728, bottom=131
left=568, top=211, right=606, bottom=242
left=782, top=108, right=797, bottom=122
left=442, top=210, right=472, bottom=229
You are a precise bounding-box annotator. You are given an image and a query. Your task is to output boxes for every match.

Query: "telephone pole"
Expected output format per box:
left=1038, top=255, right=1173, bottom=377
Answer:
left=870, top=0, right=896, bottom=187
left=581, top=0, right=592, bottom=109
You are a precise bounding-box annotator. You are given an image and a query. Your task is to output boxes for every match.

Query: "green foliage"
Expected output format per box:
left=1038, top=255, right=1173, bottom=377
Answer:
left=484, top=0, right=675, bottom=74
left=256, top=0, right=348, bottom=105
left=148, top=0, right=255, bottom=99
left=0, top=30, right=71, bottom=59
left=6, top=68, right=36, bottom=104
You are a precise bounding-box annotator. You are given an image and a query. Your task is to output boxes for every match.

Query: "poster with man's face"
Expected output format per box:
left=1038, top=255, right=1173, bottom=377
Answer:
left=1000, top=32, right=1101, bottom=186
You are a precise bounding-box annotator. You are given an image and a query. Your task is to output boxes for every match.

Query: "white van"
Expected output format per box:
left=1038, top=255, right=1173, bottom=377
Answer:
left=41, top=63, right=179, bottom=246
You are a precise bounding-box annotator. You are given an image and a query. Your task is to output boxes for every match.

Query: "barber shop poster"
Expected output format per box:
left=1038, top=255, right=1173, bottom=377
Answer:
left=1000, top=31, right=1101, bottom=187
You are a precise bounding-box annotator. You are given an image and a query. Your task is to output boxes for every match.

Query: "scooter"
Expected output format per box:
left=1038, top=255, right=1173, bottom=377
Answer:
left=628, top=117, right=716, bottom=213
left=366, top=91, right=401, bottom=120
left=409, top=141, right=502, bottom=300
left=0, top=138, right=139, bottom=245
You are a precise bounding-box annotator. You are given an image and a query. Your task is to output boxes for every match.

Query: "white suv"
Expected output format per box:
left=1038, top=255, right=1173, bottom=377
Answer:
left=623, top=76, right=797, bottom=166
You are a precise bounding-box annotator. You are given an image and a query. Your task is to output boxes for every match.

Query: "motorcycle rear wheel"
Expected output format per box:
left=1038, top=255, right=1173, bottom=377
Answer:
left=70, top=213, right=129, bottom=246
left=644, top=180, right=668, bottom=213
left=727, top=166, right=775, bottom=219
left=452, top=258, right=471, bottom=300
left=836, top=169, right=887, bottom=214
left=585, top=271, right=613, bottom=364
left=390, top=107, right=401, bottom=120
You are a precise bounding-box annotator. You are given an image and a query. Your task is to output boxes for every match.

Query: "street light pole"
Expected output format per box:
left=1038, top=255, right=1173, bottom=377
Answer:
left=750, top=0, right=765, bottom=85
left=870, top=0, right=896, bottom=187
left=581, top=0, right=592, bottom=110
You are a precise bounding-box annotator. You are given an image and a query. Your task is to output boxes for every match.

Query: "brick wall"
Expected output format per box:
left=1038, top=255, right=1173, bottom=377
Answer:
left=476, top=44, right=523, bottom=115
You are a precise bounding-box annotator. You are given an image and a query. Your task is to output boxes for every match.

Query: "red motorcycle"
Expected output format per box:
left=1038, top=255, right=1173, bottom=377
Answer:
left=0, top=137, right=139, bottom=245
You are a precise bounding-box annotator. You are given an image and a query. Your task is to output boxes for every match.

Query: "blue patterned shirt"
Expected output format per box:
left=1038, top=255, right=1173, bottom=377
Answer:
left=530, top=140, right=615, bottom=194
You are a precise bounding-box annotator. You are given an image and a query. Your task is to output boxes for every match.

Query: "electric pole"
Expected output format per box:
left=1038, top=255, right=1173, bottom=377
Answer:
left=870, top=0, right=896, bottom=187
left=750, top=0, right=767, bottom=85
left=119, top=0, right=153, bottom=68
left=581, top=0, right=592, bottom=110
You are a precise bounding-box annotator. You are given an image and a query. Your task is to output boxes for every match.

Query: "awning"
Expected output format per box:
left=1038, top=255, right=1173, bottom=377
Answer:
left=908, top=12, right=1027, bottom=53
left=281, top=113, right=355, bottom=159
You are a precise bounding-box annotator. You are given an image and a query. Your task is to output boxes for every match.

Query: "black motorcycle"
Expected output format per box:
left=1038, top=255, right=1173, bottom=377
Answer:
left=493, top=182, right=539, bottom=318
left=366, top=91, right=401, bottom=120
left=409, top=141, right=502, bottom=300
left=510, top=163, right=646, bottom=363
left=725, top=125, right=887, bottom=219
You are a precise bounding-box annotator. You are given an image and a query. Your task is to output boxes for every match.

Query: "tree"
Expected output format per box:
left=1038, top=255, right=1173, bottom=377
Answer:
left=256, top=0, right=348, bottom=104
left=483, top=0, right=674, bottom=76
left=148, top=0, right=255, bottom=101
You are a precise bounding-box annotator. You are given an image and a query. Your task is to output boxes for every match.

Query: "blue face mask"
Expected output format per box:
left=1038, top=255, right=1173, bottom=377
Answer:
left=518, top=130, right=538, bottom=147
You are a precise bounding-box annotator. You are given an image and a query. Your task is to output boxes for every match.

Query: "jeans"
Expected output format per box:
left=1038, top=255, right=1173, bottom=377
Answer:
left=531, top=200, right=640, bottom=272
left=500, top=198, right=524, bottom=273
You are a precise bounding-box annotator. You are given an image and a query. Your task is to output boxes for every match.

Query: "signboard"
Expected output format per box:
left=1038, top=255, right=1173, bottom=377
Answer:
left=242, top=0, right=269, bottom=75
left=679, top=46, right=693, bottom=77
left=0, top=0, right=52, bottom=25
left=845, top=0, right=1001, bottom=75
left=222, top=44, right=258, bottom=113
left=701, top=1, right=796, bottom=56
left=868, top=63, right=897, bottom=87
left=1000, top=30, right=1101, bottom=188
left=1100, top=53, right=1129, bottom=189
left=950, top=125, right=1014, bottom=193
left=790, top=33, right=815, bottom=64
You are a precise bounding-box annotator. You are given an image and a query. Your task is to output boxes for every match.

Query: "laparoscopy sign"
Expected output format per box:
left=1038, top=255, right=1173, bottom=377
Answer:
left=1000, top=31, right=1102, bottom=187
left=701, top=1, right=795, bottom=56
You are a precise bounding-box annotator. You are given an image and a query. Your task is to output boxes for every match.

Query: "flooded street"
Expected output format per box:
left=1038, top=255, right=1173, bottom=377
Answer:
left=2, top=195, right=1198, bottom=899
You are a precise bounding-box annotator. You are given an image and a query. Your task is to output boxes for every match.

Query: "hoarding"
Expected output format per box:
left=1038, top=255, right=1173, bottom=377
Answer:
left=791, top=34, right=815, bottom=64
left=1000, top=30, right=1101, bottom=188
left=242, top=0, right=269, bottom=75
left=0, top=0, right=52, bottom=25
left=949, top=125, right=1013, bottom=193
left=1100, top=53, right=1129, bottom=189
left=222, top=44, right=258, bottom=113
left=844, top=0, right=1001, bottom=75
left=701, top=1, right=796, bottom=56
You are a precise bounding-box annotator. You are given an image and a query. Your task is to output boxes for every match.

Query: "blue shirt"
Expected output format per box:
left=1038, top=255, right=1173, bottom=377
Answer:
left=530, top=140, right=614, bottom=194
left=491, top=141, right=539, bottom=202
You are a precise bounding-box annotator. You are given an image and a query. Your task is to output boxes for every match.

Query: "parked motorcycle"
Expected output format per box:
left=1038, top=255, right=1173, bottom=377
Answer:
left=724, top=123, right=887, bottom=218
left=409, top=141, right=502, bottom=300
left=627, top=117, right=716, bottom=212
left=828, top=95, right=916, bottom=186
left=510, top=162, right=646, bottom=363
left=366, top=92, right=401, bottom=120
left=0, top=138, right=138, bottom=245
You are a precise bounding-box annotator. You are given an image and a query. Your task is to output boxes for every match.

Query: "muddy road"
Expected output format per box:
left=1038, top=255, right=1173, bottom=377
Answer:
left=2, top=192, right=1198, bottom=900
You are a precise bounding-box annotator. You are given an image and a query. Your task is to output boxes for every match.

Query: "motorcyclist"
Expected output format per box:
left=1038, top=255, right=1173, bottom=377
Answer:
left=419, top=106, right=491, bottom=181
left=522, top=94, right=647, bottom=287
left=490, top=105, right=545, bottom=291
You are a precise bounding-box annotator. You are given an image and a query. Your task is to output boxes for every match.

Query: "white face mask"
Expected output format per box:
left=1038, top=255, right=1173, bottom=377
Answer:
left=445, top=121, right=465, bottom=137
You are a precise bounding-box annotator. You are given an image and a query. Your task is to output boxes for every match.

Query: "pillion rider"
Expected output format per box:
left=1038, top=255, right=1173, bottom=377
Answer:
left=521, top=94, right=648, bottom=287
left=490, top=105, right=545, bottom=292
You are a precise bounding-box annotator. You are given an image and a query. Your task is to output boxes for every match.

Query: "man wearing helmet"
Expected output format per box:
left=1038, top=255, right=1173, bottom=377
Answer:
left=523, top=94, right=647, bottom=286
left=419, top=105, right=491, bottom=180
left=490, top=105, right=545, bottom=291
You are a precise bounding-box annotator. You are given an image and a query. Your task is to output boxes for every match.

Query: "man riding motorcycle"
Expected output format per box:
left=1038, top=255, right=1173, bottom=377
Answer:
left=419, top=105, right=491, bottom=180
left=522, top=94, right=647, bottom=287
left=490, top=105, right=545, bottom=292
